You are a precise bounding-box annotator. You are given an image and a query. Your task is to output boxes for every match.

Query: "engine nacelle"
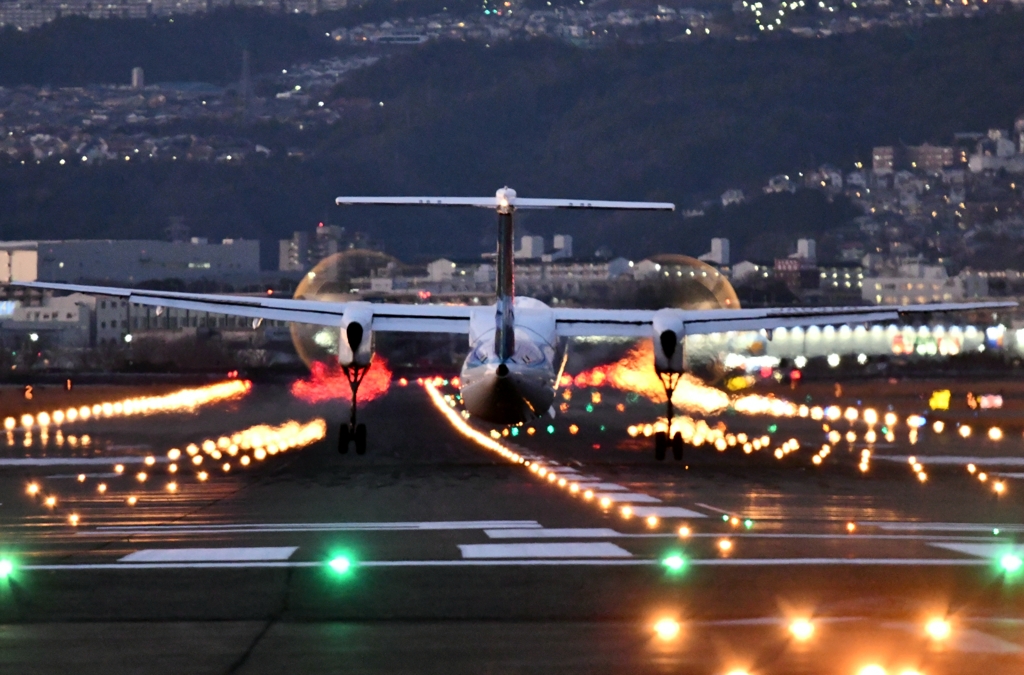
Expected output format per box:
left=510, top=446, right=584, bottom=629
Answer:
left=652, top=309, right=685, bottom=374
left=338, top=302, right=374, bottom=368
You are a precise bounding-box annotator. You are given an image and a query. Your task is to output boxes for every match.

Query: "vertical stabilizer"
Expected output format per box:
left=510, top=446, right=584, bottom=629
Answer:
left=494, top=187, right=516, bottom=361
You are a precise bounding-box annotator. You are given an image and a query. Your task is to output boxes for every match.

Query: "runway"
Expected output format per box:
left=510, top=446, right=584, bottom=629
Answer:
left=0, top=375, right=1023, bottom=674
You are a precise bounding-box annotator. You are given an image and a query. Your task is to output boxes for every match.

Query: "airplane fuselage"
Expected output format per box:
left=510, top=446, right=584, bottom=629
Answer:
left=459, top=296, right=559, bottom=425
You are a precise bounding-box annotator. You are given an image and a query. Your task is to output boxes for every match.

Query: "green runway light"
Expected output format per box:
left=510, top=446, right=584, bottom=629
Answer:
left=0, top=559, right=13, bottom=578
left=328, top=556, right=352, bottom=575
left=662, top=554, right=686, bottom=572
left=546, top=425, right=555, bottom=434
left=994, top=528, right=1001, bottom=536
left=1000, top=554, right=1023, bottom=574
left=722, top=514, right=730, bottom=522
left=599, top=425, right=606, bottom=432
left=585, top=404, right=594, bottom=413
left=744, top=519, right=754, bottom=529
left=510, top=427, right=519, bottom=437
left=768, top=424, right=777, bottom=433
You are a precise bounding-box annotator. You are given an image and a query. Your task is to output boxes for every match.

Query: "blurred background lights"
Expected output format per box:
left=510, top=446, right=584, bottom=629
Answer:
left=789, top=618, right=814, bottom=641
left=0, top=559, right=12, bottom=578
left=1000, top=553, right=1023, bottom=573
left=653, top=617, right=680, bottom=640
left=662, top=554, right=686, bottom=572
left=858, top=666, right=887, bottom=675
left=925, top=618, right=951, bottom=640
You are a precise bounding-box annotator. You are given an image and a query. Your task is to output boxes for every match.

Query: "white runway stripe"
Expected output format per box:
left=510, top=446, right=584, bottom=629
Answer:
left=929, top=542, right=1024, bottom=558
left=86, top=520, right=542, bottom=536
left=484, top=528, right=621, bottom=539
left=594, top=493, right=662, bottom=503
left=875, top=455, right=1024, bottom=466
left=20, top=557, right=993, bottom=571
left=629, top=506, right=708, bottom=518
left=459, top=542, right=633, bottom=558
left=120, top=547, right=298, bottom=562
left=0, top=457, right=167, bottom=466
left=866, top=522, right=1024, bottom=533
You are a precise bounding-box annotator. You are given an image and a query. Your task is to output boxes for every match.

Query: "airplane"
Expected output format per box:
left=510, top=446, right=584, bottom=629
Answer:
left=16, top=187, right=1014, bottom=458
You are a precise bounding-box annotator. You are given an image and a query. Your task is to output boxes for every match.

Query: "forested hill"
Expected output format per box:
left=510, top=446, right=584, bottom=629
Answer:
left=2, top=12, right=1024, bottom=262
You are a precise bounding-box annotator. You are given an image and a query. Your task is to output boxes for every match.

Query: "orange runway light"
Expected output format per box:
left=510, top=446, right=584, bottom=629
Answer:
left=718, top=538, right=733, bottom=553
left=653, top=618, right=681, bottom=641
left=789, top=618, right=815, bottom=641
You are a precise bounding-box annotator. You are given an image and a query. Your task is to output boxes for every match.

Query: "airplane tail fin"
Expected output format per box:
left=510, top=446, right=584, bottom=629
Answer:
left=335, top=188, right=675, bottom=363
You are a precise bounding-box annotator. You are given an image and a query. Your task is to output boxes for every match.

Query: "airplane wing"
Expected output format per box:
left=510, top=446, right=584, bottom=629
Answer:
left=13, top=282, right=474, bottom=333
left=553, top=302, right=1016, bottom=338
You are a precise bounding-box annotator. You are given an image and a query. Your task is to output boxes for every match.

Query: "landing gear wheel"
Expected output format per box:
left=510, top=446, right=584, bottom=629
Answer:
left=338, top=424, right=350, bottom=454
left=671, top=433, right=684, bottom=461
left=354, top=423, right=367, bottom=455
left=654, top=431, right=668, bottom=461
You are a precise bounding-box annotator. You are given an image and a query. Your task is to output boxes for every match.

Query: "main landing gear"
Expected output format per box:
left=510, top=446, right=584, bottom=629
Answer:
left=338, top=364, right=368, bottom=455
left=654, top=371, right=684, bottom=462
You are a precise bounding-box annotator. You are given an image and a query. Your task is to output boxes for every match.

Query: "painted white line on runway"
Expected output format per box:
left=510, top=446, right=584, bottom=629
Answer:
left=694, top=502, right=732, bottom=515
left=865, top=522, right=1024, bottom=533
left=875, top=455, right=1024, bottom=466
left=18, top=557, right=993, bottom=571
left=929, top=542, right=1024, bottom=558
left=484, top=528, right=621, bottom=539
left=458, top=542, right=633, bottom=558
left=87, top=520, right=543, bottom=536
left=594, top=493, right=661, bottom=503
left=582, top=483, right=629, bottom=491
left=119, top=547, right=298, bottom=563
left=0, top=457, right=167, bottom=466
left=878, top=622, right=1024, bottom=654
left=629, top=506, right=708, bottom=519
left=994, top=472, right=1024, bottom=479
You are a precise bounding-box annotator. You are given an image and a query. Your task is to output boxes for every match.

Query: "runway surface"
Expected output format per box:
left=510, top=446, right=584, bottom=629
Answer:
left=0, top=373, right=1023, bottom=674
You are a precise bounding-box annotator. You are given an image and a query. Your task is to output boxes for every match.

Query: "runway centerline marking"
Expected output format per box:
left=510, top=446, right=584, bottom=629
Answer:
left=119, top=547, right=299, bottom=563
left=593, top=493, right=662, bottom=503
left=458, top=542, right=633, bottom=558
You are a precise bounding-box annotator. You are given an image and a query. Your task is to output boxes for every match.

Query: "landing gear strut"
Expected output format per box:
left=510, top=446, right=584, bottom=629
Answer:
left=338, top=364, right=368, bottom=455
left=655, top=371, right=684, bottom=461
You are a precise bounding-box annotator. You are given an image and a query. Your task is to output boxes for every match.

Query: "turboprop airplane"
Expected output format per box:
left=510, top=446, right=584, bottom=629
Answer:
left=16, top=187, right=1014, bottom=457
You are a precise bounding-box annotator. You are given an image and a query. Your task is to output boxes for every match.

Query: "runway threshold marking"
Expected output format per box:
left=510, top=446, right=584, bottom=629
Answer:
left=119, top=547, right=298, bottom=563
left=18, top=557, right=994, bottom=571
left=458, top=542, right=633, bottom=558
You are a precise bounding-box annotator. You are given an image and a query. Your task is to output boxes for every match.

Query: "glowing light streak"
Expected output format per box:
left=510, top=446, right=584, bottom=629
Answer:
left=290, top=357, right=392, bottom=404
left=11, top=381, right=251, bottom=431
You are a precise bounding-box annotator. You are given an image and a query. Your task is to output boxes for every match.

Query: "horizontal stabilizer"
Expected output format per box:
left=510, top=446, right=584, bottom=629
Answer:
left=336, top=190, right=674, bottom=212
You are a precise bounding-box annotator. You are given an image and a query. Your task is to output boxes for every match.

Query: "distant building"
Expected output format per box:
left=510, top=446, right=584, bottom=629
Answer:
left=131, top=67, right=144, bottom=90
left=698, top=238, right=730, bottom=266
left=0, top=238, right=259, bottom=285
left=862, top=262, right=986, bottom=305
left=515, top=235, right=545, bottom=260
left=872, top=146, right=895, bottom=175
left=720, top=189, right=745, bottom=207
left=278, top=231, right=311, bottom=272
left=906, top=144, right=954, bottom=172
